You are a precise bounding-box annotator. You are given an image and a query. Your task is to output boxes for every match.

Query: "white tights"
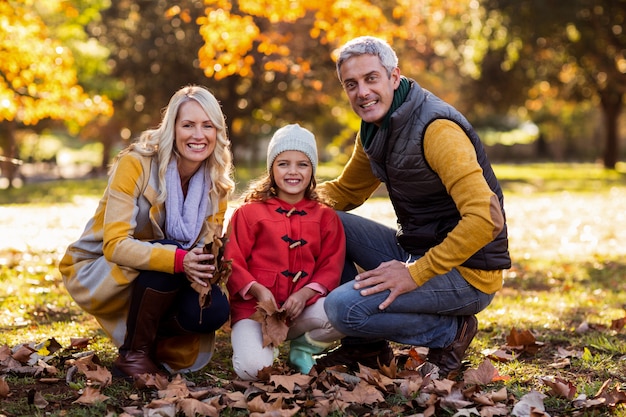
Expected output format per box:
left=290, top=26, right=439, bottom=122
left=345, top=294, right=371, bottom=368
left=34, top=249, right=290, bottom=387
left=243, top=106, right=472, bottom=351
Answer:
left=230, top=298, right=343, bottom=380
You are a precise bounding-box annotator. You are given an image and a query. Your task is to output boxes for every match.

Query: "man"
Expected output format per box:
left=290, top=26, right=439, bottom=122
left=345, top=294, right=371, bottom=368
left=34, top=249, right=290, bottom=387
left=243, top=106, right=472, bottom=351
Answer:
left=316, top=36, right=510, bottom=378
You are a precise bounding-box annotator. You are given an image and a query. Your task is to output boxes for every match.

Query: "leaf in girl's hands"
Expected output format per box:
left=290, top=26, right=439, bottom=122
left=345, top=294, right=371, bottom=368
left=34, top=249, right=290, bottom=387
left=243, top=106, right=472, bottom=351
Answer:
left=249, top=299, right=289, bottom=348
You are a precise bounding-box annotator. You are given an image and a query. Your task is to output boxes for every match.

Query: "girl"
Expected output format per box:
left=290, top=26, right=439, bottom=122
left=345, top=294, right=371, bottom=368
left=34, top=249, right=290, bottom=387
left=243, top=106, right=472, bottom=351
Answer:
left=225, top=124, right=345, bottom=380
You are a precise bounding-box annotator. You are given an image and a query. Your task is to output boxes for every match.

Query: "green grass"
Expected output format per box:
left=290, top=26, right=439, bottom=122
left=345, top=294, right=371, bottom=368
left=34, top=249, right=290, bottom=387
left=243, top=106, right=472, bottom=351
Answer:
left=2, top=162, right=626, bottom=416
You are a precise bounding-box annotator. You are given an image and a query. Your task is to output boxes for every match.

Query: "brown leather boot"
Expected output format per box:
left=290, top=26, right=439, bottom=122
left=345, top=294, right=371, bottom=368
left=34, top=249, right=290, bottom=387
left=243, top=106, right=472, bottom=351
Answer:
left=314, top=340, right=394, bottom=371
left=113, top=287, right=178, bottom=379
left=427, top=315, right=478, bottom=379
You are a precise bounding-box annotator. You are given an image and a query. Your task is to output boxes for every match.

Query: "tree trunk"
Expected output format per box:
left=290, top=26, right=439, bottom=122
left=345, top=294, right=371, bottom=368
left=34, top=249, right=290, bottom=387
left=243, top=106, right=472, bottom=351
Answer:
left=1, top=121, right=19, bottom=188
left=600, top=90, right=623, bottom=170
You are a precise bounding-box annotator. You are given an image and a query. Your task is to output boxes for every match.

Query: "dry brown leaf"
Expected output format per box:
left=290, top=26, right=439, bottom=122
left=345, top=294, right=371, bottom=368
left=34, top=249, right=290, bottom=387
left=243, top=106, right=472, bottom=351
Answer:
left=482, top=347, right=515, bottom=362
left=397, top=376, right=425, bottom=398
left=610, top=316, right=626, bottom=330
left=0, top=376, right=9, bottom=398
left=134, top=372, right=170, bottom=390
left=223, top=391, right=248, bottom=409
left=0, top=345, right=11, bottom=361
left=592, top=379, right=626, bottom=407
left=144, top=398, right=177, bottom=416
left=429, top=378, right=455, bottom=395
left=480, top=404, right=510, bottom=417
left=12, top=344, right=35, bottom=363
left=269, top=373, right=313, bottom=392
left=451, top=406, right=479, bottom=416
left=506, top=328, right=542, bottom=355
left=82, top=365, right=112, bottom=387
left=73, top=353, right=98, bottom=373
left=158, top=374, right=190, bottom=399
left=555, top=346, right=582, bottom=359
left=339, top=380, right=385, bottom=405
left=463, top=359, right=500, bottom=386
left=249, top=299, right=289, bottom=348
left=31, top=390, right=49, bottom=409
left=355, top=364, right=395, bottom=391
left=69, top=337, right=91, bottom=349
left=540, top=376, right=577, bottom=400
left=72, top=386, right=109, bottom=405
left=36, top=359, right=58, bottom=375
left=247, top=394, right=288, bottom=413
left=440, top=388, right=473, bottom=410
left=177, top=397, right=220, bottom=417
left=511, top=390, right=547, bottom=417
left=547, top=357, right=570, bottom=369
left=490, top=386, right=508, bottom=402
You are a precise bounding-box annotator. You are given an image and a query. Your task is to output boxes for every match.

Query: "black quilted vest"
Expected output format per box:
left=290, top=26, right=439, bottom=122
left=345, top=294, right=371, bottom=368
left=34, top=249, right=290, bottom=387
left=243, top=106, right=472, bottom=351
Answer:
left=363, top=79, right=510, bottom=270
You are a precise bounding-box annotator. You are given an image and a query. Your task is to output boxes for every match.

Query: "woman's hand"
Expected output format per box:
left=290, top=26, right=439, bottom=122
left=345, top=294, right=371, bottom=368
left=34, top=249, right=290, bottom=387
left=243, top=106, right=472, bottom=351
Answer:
left=183, top=247, right=215, bottom=287
left=283, top=287, right=316, bottom=320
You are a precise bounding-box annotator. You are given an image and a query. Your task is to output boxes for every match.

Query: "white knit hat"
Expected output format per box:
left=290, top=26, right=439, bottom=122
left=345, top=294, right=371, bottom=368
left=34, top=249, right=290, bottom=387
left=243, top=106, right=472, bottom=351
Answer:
left=267, top=124, right=318, bottom=174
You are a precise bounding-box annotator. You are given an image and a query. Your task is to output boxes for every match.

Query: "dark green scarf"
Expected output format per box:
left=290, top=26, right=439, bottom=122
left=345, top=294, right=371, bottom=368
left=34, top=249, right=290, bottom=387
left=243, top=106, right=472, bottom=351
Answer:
left=360, top=77, right=410, bottom=148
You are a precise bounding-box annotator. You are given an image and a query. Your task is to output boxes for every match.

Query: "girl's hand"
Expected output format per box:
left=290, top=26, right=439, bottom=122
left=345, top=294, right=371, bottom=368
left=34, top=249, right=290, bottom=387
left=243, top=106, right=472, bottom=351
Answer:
left=283, top=288, right=316, bottom=320
left=248, top=283, right=278, bottom=309
left=183, top=247, right=215, bottom=287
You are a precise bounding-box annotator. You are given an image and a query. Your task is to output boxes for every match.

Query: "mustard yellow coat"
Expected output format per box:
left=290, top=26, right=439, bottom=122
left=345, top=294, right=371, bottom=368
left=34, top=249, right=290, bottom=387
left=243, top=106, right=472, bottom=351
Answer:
left=59, top=152, right=227, bottom=372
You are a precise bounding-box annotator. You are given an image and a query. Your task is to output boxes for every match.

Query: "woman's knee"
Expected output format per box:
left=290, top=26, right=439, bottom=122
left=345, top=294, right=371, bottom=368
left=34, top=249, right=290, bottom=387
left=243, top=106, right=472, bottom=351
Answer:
left=135, top=270, right=180, bottom=292
left=177, top=286, right=230, bottom=333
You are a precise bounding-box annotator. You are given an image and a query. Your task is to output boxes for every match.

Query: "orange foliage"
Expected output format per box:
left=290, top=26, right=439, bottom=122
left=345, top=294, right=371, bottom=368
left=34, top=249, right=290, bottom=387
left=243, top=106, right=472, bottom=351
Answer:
left=0, top=0, right=112, bottom=126
left=196, top=0, right=395, bottom=81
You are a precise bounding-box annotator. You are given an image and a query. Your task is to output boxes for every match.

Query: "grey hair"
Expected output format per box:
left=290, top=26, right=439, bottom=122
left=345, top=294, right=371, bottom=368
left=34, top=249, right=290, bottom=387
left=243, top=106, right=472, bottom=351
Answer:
left=336, top=36, right=399, bottom=82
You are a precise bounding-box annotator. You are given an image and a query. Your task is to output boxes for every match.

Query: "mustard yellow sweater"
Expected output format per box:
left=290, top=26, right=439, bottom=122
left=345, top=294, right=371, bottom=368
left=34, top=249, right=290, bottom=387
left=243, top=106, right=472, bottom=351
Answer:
left=319, top=119, right=504, bottom=294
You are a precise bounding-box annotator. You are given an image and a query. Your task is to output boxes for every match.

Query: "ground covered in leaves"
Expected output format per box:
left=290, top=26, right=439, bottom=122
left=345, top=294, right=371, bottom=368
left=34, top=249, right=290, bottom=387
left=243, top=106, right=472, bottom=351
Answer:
left=2, top=168, right=626, bottom=416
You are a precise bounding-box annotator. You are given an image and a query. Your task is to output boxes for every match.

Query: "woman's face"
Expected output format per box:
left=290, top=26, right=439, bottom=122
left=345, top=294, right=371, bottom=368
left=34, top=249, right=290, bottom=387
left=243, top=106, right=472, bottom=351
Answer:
left=272, top=150, right=313, bottom=204
left=174, top=100, right=217, bottom=176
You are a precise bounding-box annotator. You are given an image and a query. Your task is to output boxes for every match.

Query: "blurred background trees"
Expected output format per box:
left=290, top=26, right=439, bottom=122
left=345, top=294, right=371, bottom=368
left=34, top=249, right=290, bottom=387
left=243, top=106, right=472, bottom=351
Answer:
left=1, top=0, right=625, bottom=188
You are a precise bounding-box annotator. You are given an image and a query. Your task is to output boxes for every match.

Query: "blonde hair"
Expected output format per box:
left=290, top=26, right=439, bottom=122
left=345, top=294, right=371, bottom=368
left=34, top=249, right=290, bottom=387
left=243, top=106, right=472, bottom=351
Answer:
left=111, top=85, right=234, bottom=214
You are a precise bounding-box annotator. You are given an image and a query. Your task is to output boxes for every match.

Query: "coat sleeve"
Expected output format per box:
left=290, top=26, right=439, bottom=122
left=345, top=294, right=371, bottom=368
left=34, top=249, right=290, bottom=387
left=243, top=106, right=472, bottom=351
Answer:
left=224, top=206, right=259, bottom=296
left=407, top=120, right=503, bottom=286
left=102, top=154, right=177, bottom=273
left=318, top=136, right=381, bottom=211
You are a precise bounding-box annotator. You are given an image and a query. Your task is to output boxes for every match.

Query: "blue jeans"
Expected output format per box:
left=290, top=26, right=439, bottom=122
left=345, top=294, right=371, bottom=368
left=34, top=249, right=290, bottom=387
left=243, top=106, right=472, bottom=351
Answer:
left=324, top=211, right=494, bottom=348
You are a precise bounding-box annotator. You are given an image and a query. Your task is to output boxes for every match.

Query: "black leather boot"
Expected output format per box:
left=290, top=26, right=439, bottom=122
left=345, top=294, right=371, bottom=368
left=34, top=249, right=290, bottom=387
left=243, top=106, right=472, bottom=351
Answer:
left=315, top=340, right=394, bottom=371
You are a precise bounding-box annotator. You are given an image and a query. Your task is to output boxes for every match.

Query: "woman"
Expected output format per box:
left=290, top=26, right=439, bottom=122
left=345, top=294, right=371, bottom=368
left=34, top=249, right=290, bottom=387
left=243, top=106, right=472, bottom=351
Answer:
left=59, top=85, right=235, bottom=379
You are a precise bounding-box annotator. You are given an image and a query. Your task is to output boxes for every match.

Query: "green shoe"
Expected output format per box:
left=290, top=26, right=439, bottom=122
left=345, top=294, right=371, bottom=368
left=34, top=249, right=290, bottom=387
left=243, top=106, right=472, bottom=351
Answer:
left=288, top=333, right=332, bottom=374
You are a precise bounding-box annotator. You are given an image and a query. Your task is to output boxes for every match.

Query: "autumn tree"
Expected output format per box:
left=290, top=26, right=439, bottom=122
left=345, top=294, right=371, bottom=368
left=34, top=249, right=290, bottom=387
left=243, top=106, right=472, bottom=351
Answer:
left=477, top=0, right=626, bottom=168
left=0, top=0, right=113, bottom=186
left=192, top=0, right=496, bottom=166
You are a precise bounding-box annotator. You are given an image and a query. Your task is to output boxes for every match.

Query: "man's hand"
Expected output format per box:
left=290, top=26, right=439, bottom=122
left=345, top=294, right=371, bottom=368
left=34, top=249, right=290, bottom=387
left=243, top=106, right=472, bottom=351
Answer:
left=354, top=260, right=418, bottom=310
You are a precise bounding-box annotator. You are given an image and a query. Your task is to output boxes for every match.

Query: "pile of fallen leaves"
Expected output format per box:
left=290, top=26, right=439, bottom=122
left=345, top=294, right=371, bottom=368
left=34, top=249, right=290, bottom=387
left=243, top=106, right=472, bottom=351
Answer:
left=2, top=327, right=626, bottom=417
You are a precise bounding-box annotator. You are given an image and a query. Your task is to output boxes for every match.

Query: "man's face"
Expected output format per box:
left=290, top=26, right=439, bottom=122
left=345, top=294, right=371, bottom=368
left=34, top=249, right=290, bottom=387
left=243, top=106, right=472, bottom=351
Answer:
left=339, top=54, right=401, bottom=126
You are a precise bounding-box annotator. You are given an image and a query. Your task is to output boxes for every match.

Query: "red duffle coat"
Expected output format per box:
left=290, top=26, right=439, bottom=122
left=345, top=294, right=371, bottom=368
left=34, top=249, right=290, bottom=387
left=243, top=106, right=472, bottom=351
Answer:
left=225, top=197, right=346, bottom=325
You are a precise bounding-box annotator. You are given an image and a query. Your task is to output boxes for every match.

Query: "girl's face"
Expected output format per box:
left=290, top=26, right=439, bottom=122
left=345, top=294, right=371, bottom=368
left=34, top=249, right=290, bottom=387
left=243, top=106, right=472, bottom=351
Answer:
left=272, top=150, right=313, bottom=204
left=174, top=100, right=217, bottom=177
